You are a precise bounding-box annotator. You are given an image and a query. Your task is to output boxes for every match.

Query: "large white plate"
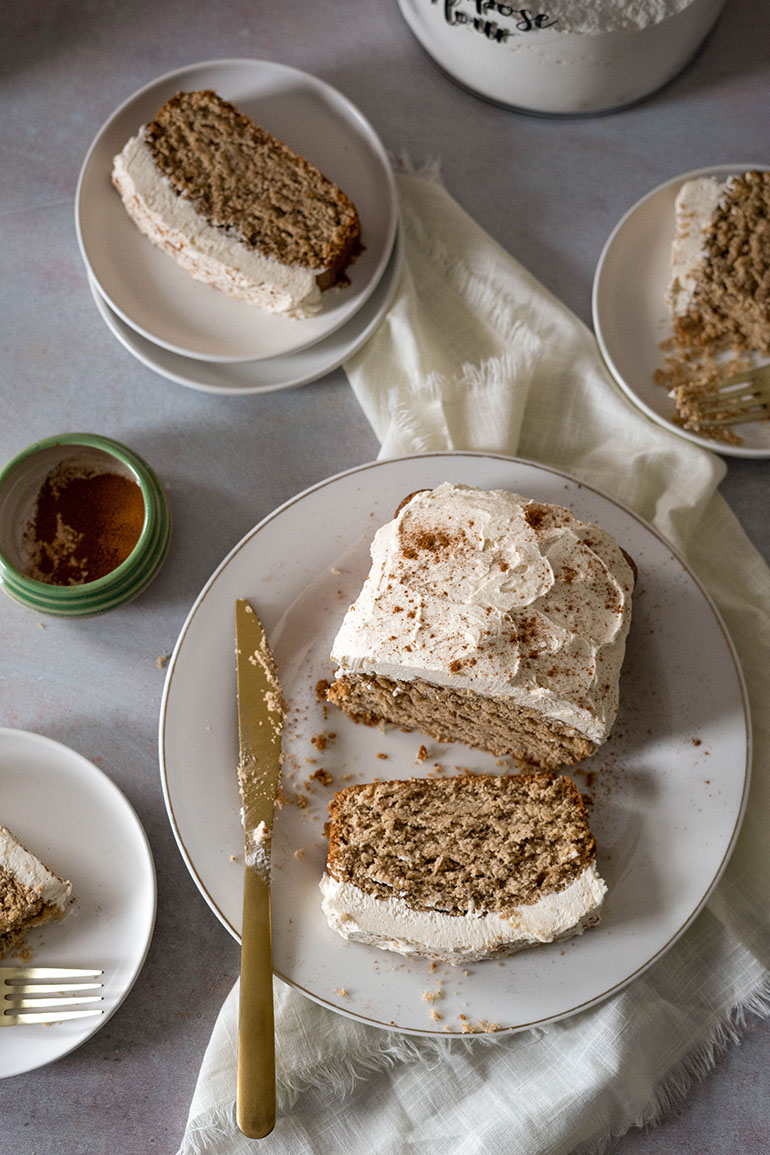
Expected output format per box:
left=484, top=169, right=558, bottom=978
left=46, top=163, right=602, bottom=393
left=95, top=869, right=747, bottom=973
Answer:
left=592, top=165, right=770, bottom=459
left=159, top=453, right=750, bottom=1036
left=76, top=59, right=398, bottom=363
left=0, top=729, right=156, bottom=1077
left=87, top=227, right=403, bottom=394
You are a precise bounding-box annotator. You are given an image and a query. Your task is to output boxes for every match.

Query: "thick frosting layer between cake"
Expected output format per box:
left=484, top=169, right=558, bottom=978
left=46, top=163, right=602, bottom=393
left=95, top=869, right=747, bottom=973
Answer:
left=330, top=484, right=634, bottom=743
left=0, top=826, right=72, bottom=911
left=112, top=134, right=323, bottom=318
left=320, top=862, right=607, bottom=963
left=666, top=176, right=724, bottom=316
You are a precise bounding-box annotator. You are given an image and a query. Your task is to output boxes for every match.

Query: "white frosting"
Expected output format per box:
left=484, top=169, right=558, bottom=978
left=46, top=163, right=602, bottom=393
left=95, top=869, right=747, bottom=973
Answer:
left=320, top=863, right=607, bottom=963
left=0, top=826, right=72, bottom=911
left=666, top=176, right=725, bottom=315
left=112, top=133, right=323, bottom=318
left=331, top=484, right=634, bottom=743
left=244, top=820, right=272, bottom=880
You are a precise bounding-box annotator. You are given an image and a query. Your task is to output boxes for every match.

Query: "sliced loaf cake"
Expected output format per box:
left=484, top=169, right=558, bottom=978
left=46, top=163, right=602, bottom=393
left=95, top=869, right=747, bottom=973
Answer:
left=112, top=89, right=362, bottom=317
left=320, top=773, right=606, bottom=964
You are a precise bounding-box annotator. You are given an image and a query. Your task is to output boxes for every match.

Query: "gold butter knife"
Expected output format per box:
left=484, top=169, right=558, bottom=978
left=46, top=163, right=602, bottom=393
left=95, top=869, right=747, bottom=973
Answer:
left=234, top=598, right=285, bottom=1139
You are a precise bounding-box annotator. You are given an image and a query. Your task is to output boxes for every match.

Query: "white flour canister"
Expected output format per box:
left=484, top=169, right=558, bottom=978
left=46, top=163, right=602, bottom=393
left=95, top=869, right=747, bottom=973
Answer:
left=397, top=0, right=728, bottom=115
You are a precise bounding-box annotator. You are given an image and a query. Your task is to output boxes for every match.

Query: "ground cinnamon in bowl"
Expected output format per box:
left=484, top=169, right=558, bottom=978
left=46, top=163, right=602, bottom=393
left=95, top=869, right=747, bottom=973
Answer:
left=24, top=464, right=145, bottom=585
left=0, top=433, right=170, bottom=617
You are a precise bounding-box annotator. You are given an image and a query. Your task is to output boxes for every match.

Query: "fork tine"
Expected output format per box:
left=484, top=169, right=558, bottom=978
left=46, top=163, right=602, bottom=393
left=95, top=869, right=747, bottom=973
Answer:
left=5, top=994, right=103, bottom=1009
left=8, top=980, right=103, bottom=995
left=698, top=400, right=769, bottom=425
left=709, top=368, right=760, bottom=390
left=3, top=1008, right=104, bottom=1025
left=1, top=967, right=103, bottom=980
left=709, top=363, right=770, bottom=391
left=697, top=387, right=769, bottom=413
left=6, top=993, right=102, bottom=1011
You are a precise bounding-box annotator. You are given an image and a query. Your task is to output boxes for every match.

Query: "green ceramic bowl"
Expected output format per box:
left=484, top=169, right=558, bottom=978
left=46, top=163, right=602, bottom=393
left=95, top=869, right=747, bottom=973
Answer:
left=0, top=433, right=171, bottom=617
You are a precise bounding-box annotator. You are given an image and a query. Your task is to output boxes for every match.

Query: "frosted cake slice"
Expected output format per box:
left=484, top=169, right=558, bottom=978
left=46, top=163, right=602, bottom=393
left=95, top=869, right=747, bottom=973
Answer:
left=320, top=773, right=607, bottom=965
left=0, top=825, right=73, bottom=959
left=659, top=170, right=770, bottom=441
left=666, top=170, right=770, bottom=355
left=112, top=89, right=362, bottom=318
left=326, top=483, right=635, bottom=771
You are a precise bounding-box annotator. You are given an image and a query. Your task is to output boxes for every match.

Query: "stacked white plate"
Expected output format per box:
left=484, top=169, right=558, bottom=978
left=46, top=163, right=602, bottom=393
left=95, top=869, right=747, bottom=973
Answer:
left=75, top=59, right=401, bottom=395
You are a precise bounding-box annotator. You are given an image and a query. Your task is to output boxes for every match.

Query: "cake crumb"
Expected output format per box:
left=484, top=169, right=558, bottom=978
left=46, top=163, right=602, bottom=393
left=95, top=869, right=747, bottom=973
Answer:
left=315, top=679, right=331, bottom=702
left=156, top=653, right=170, bottom=668
left=459, top=1018, right=501, bottom=1034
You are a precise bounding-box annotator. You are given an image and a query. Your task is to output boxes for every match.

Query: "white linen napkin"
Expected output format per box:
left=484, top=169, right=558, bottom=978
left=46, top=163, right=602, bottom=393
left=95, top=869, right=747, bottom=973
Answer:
left=178, top=169, right=770, bottom=1155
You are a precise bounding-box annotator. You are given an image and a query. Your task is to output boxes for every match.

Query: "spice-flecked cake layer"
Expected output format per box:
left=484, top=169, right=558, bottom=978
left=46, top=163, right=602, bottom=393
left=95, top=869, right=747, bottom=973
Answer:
left=112, top=90, right=362, bottom=317
left=327, top=483, right=635, bottom=770
left=320, top=774, right=607, bottom=964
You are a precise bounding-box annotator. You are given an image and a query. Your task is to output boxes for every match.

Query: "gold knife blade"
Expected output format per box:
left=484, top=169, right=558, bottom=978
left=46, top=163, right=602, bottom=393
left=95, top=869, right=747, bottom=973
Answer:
left=234, top=598, right=285, bottom=1140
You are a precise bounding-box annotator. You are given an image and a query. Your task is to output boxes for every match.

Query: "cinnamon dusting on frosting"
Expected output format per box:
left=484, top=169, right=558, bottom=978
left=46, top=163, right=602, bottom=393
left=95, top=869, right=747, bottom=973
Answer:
left=329, top=484, right=634, bottom=746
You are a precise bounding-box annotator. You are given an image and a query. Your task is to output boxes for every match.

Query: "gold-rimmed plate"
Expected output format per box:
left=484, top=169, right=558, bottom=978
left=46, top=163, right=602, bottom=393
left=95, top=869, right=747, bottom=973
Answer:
left=0, top=729, right=155, bottom=1076
left=159, top=452, right=750, bottom=1035
left=76, top=59, right=398, bottom=364
left=592, top=164, right=770, bottom=459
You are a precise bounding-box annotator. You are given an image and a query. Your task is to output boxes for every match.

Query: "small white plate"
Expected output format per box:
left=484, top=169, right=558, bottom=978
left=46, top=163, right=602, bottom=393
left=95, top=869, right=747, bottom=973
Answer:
left=592, top=165, right=770, bottom=459
left=159, top=453, right=750, bottom=1036
left=76, top=59, right=398, bottom=363
left=87, top=228, right=403, bottom=394
left=0, top=729, right=156, bottom=1077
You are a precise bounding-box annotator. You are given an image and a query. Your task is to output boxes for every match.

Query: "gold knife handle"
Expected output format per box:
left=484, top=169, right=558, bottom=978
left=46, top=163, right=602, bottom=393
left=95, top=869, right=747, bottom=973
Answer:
left=236, top=865, right=276, bottom=1139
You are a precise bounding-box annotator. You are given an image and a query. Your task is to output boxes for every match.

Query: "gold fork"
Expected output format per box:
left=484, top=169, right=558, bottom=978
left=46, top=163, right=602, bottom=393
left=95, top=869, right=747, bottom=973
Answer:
left=1, top=967, right=104, bottom=1025
left=693, top=362, right=770, bottom=428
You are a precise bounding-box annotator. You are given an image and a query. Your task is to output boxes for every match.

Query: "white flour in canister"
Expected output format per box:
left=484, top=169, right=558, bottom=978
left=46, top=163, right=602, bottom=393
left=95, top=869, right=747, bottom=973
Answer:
left=397, top=0, right=727, bottom=114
